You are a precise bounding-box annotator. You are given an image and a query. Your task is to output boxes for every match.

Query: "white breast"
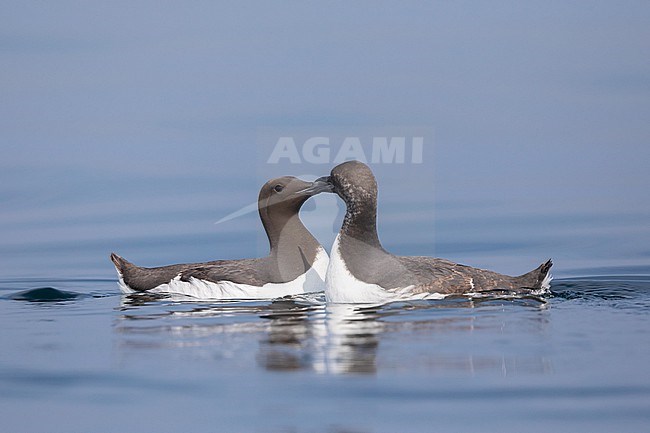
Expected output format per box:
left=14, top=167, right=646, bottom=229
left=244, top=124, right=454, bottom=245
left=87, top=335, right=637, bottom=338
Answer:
left=325, top=234, right=399, bottom=304
left=118, top=248, right=329, bottom=300
left=325, top=234, right=447, bottom=304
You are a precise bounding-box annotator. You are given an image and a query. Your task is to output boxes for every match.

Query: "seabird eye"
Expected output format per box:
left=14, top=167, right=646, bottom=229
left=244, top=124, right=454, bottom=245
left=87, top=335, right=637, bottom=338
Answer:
left=273, top=184, right=284, bottom=193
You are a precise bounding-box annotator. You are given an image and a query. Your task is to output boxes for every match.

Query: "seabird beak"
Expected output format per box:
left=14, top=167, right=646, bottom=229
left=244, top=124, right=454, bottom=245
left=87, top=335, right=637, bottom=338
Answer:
left=297, top=176, right=334, bottom=195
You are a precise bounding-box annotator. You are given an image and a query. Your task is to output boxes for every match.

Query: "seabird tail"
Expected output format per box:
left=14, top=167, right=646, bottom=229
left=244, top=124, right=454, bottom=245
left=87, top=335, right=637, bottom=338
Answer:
left=110, top=253, right=187, bottom=293
left=538, top=259, right=553, bottom=290
left=110, top=252, right=132, bottom=276
left=110, top=252, right=136, bottom=294
left=517, top=259, right=553, bottom=291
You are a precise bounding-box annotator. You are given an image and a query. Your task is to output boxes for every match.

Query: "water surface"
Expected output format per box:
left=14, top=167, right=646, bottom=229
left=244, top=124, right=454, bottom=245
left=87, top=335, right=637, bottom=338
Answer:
left=1, top=182, right=648, bottom=432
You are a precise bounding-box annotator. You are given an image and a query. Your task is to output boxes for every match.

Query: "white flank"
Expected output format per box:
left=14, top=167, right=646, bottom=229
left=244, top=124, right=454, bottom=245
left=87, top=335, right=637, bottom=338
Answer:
left=116, top=248, right=329, bottom=300
left=541, top=272, right=553, bottom=291
left=325, top=234, right=446, bottom=304
left=113, top=268, right=136, bottom=294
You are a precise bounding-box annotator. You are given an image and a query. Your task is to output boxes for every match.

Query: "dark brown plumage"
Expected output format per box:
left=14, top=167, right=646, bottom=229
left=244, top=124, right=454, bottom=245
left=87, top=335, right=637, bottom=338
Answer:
left=323, top=160, right=552, bottom=296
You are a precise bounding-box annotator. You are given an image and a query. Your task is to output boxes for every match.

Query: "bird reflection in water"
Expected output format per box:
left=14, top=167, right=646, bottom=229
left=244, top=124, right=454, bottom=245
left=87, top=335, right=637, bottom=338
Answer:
left=258, top=294, right=551, bottom=375
left=258, top=301, right=383, bottom=374
left=116, top=293, right=551, bottom=376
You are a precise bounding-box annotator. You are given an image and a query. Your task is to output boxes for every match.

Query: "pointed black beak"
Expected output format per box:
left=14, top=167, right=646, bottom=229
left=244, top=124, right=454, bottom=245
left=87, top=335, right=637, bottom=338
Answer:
left=297, top=176, right=334, bottom=195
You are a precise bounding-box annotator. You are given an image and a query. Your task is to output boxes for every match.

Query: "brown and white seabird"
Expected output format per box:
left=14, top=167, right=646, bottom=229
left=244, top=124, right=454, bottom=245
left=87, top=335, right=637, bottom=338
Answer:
left=110, top=176, right=331, bottom=299
left=314, top=160, right=552, bottom=303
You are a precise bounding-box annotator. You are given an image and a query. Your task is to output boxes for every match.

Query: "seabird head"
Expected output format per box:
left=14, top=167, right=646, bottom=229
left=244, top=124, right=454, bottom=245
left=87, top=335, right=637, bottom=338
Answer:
left=258, top=176, right=325, bottom=263
left=258, top=176, right=328, bottom=214
left=323, top=160, right=378, bottom=207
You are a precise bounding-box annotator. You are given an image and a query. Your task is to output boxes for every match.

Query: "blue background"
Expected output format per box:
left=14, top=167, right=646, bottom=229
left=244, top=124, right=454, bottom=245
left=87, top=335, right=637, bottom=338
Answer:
left=2, top=1, right=649, bottom=277
left=1, top=3, right=650, bottom=433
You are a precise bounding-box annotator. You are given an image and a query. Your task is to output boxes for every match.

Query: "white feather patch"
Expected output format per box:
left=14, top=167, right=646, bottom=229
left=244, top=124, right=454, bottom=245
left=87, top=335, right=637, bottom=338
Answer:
left=541, top=272, right=553, bottom=291
left=113, top=266, right=136, bottom=294
left=325, top=234, right=446, bottom=304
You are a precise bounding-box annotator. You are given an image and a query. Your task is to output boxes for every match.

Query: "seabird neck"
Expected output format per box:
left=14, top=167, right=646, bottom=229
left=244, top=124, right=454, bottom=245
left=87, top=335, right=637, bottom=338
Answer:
left=262, top=209, right=318, bottom=256
left=341, top=198, right=383, bottom=249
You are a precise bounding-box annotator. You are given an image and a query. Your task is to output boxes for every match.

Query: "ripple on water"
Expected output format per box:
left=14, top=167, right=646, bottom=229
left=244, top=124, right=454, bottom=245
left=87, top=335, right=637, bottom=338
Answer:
left=550, top=276, right=650, bottom=311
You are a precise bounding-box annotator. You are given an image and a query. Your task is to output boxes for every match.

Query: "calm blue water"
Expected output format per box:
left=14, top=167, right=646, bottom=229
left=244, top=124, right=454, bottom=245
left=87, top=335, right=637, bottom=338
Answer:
left=1, top=171, right=649, bottom=433
left=3, top=2, right=650, bottom=431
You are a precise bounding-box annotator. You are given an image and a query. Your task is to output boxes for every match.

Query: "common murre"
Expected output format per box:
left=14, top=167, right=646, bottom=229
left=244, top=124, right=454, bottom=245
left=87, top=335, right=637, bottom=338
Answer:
left=110, top=176, right=331, bottom=299
left=315, top=160, right=552, bottom=303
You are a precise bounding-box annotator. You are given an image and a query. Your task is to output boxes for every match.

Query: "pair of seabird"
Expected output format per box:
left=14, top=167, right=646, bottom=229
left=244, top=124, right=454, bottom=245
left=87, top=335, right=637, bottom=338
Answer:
left=111, top=161, right=552, bottom=303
